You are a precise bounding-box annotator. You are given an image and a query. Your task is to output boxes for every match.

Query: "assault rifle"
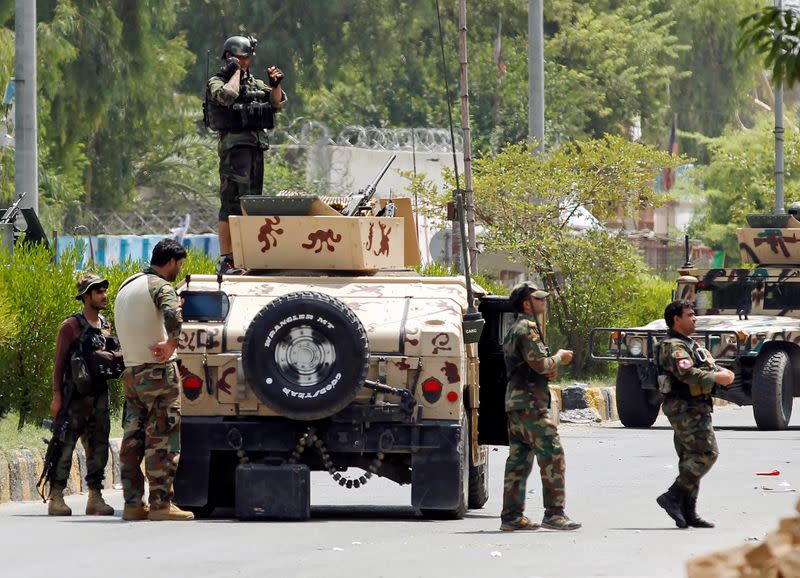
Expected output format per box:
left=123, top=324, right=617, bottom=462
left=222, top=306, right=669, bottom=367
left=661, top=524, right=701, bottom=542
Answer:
left=343, top=154, right=397, bottom=216
left=37, top=380, right=75, bottom=501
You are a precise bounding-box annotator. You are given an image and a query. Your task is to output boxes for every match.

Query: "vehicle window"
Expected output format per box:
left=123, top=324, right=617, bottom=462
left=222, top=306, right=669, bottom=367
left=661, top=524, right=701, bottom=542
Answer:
left=695, top=280, right=800, bottom=311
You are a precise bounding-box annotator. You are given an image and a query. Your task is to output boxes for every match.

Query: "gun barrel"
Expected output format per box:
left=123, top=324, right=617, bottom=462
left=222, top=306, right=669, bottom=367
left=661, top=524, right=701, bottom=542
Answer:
left=344, top=154, right=397, bottom=216
left=366, top=154, right=397, bottom=194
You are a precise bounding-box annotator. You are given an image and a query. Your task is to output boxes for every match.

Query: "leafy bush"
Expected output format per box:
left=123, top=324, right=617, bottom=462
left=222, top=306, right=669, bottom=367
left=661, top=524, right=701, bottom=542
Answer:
left=0, top=242, right=216, bottom=428
left=416, top=261, right=509, bottom=296
left=0, top=242, right=82, bottom=427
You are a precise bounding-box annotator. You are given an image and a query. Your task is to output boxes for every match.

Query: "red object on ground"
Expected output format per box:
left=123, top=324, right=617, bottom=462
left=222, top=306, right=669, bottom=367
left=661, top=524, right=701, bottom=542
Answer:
left=755, top=470, right=781, bottom=476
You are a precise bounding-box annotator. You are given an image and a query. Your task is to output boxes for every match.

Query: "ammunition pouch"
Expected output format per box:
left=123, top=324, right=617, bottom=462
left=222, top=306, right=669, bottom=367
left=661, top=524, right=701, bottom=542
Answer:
left=205, top=92, right=275, bottom=132
left=657, top=373, right=672, bottom=395
left=69, top=350, right=93, bottom=396
left=654, top=343, right=672, bottom=394
left=87, top=350, right=125, bottom=381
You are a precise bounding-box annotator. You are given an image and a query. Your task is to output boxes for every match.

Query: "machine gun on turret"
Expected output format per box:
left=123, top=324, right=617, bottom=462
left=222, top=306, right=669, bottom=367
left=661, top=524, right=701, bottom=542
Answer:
left=0, top=192, right=49, bottom=252
left=343, top=154, right=397, bottom=216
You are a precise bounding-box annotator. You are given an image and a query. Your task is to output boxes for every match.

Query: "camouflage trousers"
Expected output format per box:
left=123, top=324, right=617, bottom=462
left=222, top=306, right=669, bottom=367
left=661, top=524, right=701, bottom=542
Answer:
left=662, top=395, right=719, bottom=499
left=119, top=362, right=181, bottom=509
left=501, top=406, right=566, bottom=522
left=218, top=145, right=264, bottom=221
left=52, top=389, right=110, bottom=490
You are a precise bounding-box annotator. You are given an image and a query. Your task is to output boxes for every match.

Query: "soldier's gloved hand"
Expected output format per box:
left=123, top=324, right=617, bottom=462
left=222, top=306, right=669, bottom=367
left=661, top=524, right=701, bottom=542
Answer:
left=220, top=57, right=242, bottom=80
left=267, top=65, right=284, bottom=87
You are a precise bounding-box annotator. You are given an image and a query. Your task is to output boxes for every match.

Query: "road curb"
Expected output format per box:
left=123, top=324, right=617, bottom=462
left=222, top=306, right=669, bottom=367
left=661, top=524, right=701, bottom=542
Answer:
left=0, top=441, right=121, bottom=505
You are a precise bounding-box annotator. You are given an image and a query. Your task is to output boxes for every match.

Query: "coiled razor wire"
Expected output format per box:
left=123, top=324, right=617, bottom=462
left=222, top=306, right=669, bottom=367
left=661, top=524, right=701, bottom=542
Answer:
left=273, top=120, right=461, bottom=153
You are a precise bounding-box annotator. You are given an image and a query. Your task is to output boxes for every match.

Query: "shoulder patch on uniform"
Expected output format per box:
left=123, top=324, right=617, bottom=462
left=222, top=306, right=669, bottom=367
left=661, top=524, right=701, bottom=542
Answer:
left=677, top=358, right=693, bottom=370
left=671, top=349, right=689, bottom=359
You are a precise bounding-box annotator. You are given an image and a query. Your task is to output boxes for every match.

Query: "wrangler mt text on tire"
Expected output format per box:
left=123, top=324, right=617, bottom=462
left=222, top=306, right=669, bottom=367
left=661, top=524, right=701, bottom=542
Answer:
left=752, top=349, right=793, bottom=430
left=242, top=291, right=370, bottom=420
left=616, top=364, right=660, bottom=428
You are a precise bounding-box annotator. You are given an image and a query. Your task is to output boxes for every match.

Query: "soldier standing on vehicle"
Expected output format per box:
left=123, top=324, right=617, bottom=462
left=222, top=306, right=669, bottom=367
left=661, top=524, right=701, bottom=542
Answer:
left=499, top=282, right=582, bottom=532
left=656, top=300, right=734, bottom=528
left=206, top=34, right=287, bottom=275
left=114, top=239, right=194, bottom=521
left=47, top=274, right=121, bottom=516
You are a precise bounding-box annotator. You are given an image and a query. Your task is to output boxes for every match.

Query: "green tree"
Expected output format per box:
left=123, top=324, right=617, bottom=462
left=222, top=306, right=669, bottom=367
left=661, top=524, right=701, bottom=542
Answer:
left=466, top=136, right=681, bottom=373
left=739, top=5, right=800, bottom=88
left=686, top=112, right=800, bottom=262
left=662, top=0, right=763, bottom=159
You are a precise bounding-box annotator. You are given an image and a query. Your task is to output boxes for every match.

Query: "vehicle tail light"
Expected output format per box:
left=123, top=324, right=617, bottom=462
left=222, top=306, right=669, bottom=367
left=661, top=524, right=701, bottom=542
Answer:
left=182, top=374, right=203, bottom=401
left=422, top=377, right=443, bottom=403
left=446, top=391, right=459, bottom=403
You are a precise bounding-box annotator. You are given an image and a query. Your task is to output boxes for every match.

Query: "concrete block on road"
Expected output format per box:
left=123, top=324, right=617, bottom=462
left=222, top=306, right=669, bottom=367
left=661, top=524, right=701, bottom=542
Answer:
left=0, top=453, right=10, bottom=504
left=548, top=385, right=561, bottom=425
left=107, top=439, right=120, bottom=489
left=560, top=384, right=617, bottom=422
left=2, top=440, right=122, bottom=504
left=7, top=449, right=38, bottom=501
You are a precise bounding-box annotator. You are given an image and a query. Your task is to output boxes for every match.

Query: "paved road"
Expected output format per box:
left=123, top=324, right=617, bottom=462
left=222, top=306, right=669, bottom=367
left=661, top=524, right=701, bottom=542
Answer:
left=1, top=402, right=798, bottom=578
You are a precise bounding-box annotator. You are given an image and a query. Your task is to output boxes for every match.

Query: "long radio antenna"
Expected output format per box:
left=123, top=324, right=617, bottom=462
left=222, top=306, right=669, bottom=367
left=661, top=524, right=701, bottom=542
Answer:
left=434, top=0, right=484, bottom=342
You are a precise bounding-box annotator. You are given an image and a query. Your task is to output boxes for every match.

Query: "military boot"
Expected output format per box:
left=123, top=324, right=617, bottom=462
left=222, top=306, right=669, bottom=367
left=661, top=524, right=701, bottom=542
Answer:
left=85, top=489, right=115, bottom=516
left=48, top=486, right=72, bottom=516
left=500, top=516, right=541, bottom=532
left=683, top=495, right=714, bottom=528
left=542, top=509, right=582, bottom=531
left=656, top=483, right=688, bottom=528
left=216, top=254, right=243, bottom=276
left=122, top=504, right=150, bottom=521
left=148, top=503, right=195, bottom=521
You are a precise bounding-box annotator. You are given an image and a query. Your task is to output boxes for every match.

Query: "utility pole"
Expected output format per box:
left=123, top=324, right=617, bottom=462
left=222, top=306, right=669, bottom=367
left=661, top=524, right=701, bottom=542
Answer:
left=775, top=0, right=785, bottom=214
left=458, top=0, right=478, bottom=267
left=528, top=0, right=545, bottom=153
left=14, top=0, right=38, bottom=213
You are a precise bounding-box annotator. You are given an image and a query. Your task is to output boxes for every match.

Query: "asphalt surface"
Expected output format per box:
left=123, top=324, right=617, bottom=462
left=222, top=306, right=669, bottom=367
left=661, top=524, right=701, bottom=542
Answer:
left=1, top=402, right=798, bottom=578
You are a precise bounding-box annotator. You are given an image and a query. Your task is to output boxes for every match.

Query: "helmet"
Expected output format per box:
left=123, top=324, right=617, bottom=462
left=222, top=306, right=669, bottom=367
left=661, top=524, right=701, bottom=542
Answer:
left=75, top=274, right=109, bottom=301
left=221, top=35, right=256, bottom=59
left=509, top=282, right=549, bottom=311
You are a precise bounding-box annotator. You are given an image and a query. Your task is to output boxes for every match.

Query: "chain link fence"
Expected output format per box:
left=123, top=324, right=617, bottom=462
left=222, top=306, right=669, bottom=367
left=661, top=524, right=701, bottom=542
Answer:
left=66, top=205, right=219, bottom=236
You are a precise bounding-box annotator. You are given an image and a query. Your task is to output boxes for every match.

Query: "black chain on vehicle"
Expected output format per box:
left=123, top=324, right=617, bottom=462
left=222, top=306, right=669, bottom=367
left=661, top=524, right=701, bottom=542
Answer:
left=288, top=427, right=385, bottom=489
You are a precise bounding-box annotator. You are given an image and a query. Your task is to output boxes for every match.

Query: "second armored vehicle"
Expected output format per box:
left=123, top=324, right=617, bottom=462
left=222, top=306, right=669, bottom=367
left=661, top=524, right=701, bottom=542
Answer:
left=592, top=216, right=800, bottom=431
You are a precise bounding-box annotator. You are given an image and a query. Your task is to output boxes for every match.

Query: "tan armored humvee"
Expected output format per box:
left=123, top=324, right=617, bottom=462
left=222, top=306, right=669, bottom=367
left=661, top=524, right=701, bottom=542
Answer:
left=592, top=214, right=800, bottom=431
left=172, top=194, right=515, bottom=518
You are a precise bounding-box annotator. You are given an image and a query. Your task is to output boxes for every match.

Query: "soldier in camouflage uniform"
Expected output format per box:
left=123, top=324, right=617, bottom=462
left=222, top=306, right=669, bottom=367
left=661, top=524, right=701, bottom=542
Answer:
left=47, top=274, right=120, bottom=516
left=114, top=239, right=194, bottom=521
left=656, top=299, right=735, bottom=528
left=207, top=35, right=286, bottom=275
left=499, top=282, right=582, bottom=532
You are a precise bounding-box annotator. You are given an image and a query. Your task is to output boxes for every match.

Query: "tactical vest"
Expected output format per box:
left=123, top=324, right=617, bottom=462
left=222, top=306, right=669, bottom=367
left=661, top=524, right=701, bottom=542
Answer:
left=115, top=272, right=174, bottom=367
left=658, top=336, right=713, bottom=399
left=66, top=314, right=110, bottom=396
left=203, top=75, right=275, bottom=132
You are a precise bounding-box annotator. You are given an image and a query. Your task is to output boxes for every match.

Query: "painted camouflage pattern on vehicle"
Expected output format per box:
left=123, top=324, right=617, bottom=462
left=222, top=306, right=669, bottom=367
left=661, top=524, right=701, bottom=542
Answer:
left=176, top=274, right=479, bottom=422
left=737, top=226, right=800, bottom=266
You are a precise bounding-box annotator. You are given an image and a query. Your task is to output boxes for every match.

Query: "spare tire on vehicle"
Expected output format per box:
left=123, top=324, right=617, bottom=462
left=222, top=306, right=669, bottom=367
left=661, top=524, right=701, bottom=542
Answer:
left=242, top=291, right=370, bottom=420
